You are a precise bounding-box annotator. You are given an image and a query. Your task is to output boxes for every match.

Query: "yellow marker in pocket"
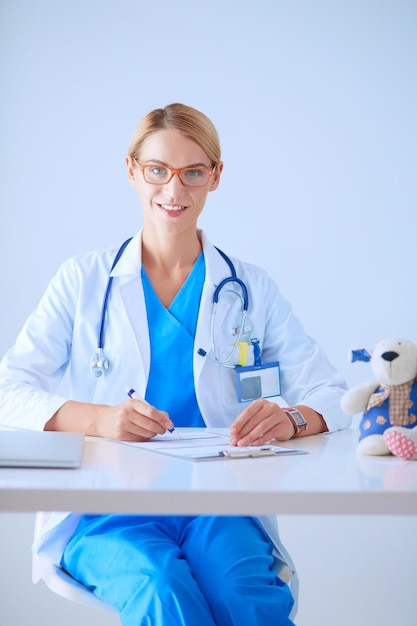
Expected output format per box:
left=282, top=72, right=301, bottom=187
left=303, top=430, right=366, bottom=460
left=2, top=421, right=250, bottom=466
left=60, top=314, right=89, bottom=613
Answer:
left=238, top=341, right=248, bottom=366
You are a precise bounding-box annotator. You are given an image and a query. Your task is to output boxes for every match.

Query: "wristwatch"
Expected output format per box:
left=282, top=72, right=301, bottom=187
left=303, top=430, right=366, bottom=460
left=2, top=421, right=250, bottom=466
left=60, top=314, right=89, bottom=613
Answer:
left=285, top=409, right=308, bottom=436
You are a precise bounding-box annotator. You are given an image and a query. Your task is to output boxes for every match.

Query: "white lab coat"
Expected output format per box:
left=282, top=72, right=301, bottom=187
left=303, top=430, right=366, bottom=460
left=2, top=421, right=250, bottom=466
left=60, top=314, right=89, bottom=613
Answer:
left=0, top=229, right=350, bottom=607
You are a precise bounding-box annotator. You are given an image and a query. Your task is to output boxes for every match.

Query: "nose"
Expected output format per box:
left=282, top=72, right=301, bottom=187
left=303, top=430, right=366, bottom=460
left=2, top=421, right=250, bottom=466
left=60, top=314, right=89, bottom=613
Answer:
left=166, top=171, right=185, bottom=190
left=381, top=351, right=399, bottom=362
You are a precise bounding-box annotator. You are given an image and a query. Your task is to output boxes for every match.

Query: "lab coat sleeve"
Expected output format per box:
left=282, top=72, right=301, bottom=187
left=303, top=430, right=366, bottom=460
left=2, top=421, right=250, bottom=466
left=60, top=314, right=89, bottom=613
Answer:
left=0, top=258, right=80, bottom=430
left=259, top=269, right=350, bottom=432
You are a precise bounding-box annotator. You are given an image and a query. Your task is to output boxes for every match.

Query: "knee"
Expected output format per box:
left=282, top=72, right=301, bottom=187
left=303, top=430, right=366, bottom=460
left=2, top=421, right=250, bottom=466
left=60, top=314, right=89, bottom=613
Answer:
left=131, top=558, right=195, bottom=604
left=120, top=564, right=215, bottom=626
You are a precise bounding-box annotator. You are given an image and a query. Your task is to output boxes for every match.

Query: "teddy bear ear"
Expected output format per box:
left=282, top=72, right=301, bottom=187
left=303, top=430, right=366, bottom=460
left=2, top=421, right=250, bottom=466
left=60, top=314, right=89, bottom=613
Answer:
left=349, top=348, right=372, bottom=363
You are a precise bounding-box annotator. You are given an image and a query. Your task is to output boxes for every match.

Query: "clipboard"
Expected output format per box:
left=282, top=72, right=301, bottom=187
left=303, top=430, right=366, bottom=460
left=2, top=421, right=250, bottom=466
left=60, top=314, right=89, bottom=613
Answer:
left=178, top=445, right=307, bottom=461
left=120, top=431, right=306, bottom=462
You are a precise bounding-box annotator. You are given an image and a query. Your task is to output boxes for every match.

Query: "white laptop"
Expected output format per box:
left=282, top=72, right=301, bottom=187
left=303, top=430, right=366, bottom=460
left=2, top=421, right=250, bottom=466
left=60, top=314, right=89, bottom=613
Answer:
left=0, top=429, right=84, bottom=468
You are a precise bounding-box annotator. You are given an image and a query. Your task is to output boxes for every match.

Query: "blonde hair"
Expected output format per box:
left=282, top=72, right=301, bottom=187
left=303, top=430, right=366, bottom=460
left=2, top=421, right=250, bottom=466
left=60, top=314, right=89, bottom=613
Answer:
left=127, top=103, right=221, bottom=166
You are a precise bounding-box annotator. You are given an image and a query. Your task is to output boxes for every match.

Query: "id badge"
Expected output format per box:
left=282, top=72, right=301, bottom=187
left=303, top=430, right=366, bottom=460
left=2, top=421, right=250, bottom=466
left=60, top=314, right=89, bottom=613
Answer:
left=235, top=361, right=281, bottom=403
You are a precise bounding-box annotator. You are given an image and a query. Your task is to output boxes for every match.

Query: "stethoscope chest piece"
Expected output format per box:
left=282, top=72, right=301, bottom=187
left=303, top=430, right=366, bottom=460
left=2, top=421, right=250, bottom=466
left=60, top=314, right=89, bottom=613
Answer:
left=90, top=349, right=110, bottom=378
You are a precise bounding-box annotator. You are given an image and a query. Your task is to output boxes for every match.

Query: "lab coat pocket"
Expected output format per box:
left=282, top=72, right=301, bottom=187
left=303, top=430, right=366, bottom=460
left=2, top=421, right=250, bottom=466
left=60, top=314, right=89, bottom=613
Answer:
left=218, top=362, right=239, bottom=408
left=215, top=342, right=254, bottom=368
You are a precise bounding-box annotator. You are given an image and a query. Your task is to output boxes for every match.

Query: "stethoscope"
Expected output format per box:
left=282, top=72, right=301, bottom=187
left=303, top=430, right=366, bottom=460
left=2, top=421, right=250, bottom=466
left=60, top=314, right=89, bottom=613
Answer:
left=90, top=238, right=249, bottom=377
left=90, top=237, right=132, bottom=377
left=197, top=247, right=249, bottom=368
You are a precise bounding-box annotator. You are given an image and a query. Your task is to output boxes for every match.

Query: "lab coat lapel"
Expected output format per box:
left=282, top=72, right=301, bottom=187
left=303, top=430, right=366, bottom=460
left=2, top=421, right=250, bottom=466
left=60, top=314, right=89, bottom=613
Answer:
left=194, top=233, right=234, bottom=383
left=110, top=231, right=151, bottom=383
left=106, top=230, right=235, bottom=390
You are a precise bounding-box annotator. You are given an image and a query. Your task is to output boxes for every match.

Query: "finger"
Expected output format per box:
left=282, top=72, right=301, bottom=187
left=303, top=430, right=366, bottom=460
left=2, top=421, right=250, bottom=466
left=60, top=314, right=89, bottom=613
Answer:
left=230, top=399, right=276, bottom=444
left=229, top=399, right=265, bottom=438
left=127, top=415, right=166, bottom=438
left=128, top=399, right=174, bottom=432
left=113, top=402, right=173, bottom=441
left=232, top=416, right=276, bottom=446
left=109, top=416, right=160, bottom=442
left=245, top=416, right=295, bottom=446
left=230, top=403, right=290, bottom=446
left=249, top=425, right=285, bottom=446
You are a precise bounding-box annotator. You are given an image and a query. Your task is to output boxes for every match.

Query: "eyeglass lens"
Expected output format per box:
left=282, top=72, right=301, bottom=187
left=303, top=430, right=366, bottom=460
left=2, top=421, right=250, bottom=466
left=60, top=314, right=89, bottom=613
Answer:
left=143, top=165, right=211, bottom=187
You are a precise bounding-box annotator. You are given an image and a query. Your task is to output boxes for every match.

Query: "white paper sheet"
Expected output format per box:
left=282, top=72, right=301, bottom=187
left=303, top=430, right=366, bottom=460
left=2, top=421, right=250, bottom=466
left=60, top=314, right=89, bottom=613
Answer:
left=119, top=430, right=306, bottom=461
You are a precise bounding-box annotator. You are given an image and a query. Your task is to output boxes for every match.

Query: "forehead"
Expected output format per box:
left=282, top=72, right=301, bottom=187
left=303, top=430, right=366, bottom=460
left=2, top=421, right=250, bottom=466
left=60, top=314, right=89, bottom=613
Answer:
left=139, top=129, right=209, bottom=165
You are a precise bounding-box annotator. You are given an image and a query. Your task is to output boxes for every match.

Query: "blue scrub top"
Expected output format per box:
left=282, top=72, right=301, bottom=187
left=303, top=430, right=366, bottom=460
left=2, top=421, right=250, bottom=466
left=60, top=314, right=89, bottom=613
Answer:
left=141, top=252, right=206, bottom=427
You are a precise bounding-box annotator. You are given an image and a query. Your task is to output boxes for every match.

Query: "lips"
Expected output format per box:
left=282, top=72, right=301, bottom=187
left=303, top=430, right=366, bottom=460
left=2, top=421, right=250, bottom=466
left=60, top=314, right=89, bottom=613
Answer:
left=161, top=204, right=186, bottom=211
left=159, top=203, right=187, bottom=215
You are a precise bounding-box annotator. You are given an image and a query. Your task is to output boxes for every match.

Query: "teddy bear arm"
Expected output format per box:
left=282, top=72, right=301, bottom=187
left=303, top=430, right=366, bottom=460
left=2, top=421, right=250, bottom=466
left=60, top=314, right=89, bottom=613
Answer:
left=341, top=381, right=380, bottom=415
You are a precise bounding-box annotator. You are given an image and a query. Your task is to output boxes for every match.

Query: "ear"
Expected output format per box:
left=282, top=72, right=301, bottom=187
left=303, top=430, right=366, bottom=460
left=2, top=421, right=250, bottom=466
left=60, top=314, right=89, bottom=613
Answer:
left=208, top=161, right=224, bottom=192
left=350, top=348, right=372, bottom=363
left=125, top=156, right=137, bottom=185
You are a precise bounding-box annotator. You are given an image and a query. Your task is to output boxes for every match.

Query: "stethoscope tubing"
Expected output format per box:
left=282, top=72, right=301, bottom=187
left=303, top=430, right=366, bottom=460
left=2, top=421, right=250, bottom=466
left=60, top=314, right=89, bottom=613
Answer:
left=97, top=237, right=132, bottom=351
left=213, top=247, right=249, bottom=312
left=91, top=239, right=249, bottom=376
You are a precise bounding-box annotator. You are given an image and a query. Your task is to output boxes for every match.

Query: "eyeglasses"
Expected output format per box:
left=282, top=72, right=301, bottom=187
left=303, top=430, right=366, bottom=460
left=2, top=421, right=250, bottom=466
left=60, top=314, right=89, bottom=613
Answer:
left=134, top=160, right=215, bottom=188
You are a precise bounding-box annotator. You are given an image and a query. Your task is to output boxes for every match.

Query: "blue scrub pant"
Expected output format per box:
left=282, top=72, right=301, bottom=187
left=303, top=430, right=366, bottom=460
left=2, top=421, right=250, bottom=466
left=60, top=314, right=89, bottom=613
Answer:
left=61, top=514, right=295, bottom=626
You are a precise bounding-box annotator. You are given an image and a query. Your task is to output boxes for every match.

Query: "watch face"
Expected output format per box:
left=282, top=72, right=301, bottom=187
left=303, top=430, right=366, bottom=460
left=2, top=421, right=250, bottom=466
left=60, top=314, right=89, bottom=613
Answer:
left=290, top=410, right=307, bottom=427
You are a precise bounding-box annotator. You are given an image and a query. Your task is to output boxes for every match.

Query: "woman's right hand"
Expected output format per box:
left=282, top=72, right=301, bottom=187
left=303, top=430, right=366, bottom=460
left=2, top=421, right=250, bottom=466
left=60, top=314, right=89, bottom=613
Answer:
left=45, top=398, right=174, bottom=441
left=98, top=398, right=174, bottom=441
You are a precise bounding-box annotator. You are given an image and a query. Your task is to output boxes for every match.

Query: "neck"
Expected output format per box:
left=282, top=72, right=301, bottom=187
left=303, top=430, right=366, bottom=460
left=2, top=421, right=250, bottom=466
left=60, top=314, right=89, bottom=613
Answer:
left=140, top=228, right=203, bottom=308
left=142, top=229, right=202, bottom=272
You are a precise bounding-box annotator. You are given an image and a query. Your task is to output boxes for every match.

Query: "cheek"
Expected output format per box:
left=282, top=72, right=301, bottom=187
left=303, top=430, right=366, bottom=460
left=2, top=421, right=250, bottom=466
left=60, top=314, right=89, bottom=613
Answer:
left=136, top=184, right=155, bottom=207
left=194, top=190, right=210, bottom=209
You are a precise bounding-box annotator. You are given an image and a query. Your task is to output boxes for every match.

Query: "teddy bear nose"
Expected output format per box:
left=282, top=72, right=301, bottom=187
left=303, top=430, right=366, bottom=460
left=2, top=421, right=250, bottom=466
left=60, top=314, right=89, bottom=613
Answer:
left=381, top=351, right=399, bottom=362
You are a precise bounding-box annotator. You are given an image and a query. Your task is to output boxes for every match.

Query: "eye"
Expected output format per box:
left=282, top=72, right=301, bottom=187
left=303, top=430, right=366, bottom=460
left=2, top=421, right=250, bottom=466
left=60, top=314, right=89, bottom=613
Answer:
left=149, top=166, right=168, bottom=176
left=183, top=168, right=205, bottom=178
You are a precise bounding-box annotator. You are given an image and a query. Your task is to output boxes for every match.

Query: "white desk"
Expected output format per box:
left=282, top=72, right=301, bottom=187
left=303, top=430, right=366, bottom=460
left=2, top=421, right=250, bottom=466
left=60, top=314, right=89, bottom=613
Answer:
left=0, top=429, right=416, bottom=515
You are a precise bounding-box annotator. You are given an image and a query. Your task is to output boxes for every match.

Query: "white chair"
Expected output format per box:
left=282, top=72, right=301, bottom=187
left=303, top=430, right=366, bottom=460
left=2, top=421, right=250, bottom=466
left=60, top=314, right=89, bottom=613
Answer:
left=32, top=512, right=119, bottom=618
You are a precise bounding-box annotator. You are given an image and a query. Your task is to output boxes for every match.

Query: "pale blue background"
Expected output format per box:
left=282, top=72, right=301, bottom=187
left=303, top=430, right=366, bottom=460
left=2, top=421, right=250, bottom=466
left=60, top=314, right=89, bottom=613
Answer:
left=0, top=1, right=416, bottom=625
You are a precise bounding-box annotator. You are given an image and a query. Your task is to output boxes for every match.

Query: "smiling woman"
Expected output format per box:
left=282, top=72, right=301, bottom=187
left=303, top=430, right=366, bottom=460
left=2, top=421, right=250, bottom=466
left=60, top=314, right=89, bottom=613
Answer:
left=0, top=102, right=349, bottom=626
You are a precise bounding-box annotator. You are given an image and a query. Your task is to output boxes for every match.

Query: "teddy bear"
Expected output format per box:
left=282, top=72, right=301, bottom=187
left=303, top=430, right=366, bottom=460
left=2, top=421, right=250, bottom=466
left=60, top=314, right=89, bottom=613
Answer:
left=341, top=337, right=417, bottom=460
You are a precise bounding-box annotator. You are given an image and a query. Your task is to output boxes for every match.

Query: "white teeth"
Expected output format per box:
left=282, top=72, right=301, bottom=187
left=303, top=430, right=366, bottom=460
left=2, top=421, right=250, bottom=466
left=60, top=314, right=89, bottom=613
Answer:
left=161, top=204, right=185, bottom=211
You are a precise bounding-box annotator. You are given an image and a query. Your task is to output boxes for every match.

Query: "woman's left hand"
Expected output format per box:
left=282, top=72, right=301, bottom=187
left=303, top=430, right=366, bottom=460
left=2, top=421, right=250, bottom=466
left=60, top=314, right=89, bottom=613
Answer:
left=229, top=399, right=295, bottom=446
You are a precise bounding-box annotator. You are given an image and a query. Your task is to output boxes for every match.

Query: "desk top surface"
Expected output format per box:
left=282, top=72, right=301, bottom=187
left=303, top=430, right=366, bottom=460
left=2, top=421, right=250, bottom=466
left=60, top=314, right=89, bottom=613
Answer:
left=1, top=428, right=416, bottom=515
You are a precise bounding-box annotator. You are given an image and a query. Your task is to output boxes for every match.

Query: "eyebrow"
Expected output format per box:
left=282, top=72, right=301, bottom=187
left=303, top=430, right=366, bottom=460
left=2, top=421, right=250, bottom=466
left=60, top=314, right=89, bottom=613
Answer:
left=142, top=159, right=211, bottom=168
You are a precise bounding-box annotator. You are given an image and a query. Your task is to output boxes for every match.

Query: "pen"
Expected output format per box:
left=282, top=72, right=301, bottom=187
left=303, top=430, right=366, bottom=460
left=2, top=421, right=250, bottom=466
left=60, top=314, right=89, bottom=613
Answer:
left=125, top=387, right=175, bottom=434
left=251, top=338, right=262, bottom=367
left=219, top=447, right=276, bottom=458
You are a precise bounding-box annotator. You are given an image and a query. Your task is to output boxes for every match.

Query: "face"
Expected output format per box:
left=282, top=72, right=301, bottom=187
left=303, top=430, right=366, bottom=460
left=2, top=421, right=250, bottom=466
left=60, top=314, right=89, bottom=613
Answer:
left=126, top=128, right=223, bottom=238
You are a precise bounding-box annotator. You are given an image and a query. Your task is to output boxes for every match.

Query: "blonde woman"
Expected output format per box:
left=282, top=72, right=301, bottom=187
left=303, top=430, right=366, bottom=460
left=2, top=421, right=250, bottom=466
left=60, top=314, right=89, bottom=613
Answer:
left=0, top=103, right=350, bottom=625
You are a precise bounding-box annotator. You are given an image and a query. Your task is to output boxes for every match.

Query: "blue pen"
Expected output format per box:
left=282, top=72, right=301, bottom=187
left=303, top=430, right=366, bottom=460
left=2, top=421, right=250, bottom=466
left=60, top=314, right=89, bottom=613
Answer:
left=125, top=387, right=175, bottom=433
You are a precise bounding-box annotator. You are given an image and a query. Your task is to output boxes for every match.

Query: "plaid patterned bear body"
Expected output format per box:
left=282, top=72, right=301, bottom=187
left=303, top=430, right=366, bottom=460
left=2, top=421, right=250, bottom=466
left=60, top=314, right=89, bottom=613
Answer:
left=359, top=379, right=417, bottom=442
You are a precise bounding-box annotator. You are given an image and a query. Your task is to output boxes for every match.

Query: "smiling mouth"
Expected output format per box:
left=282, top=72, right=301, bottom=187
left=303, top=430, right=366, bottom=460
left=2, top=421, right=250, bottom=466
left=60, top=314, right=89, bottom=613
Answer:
left=160, top=203, right=187, bottom=213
